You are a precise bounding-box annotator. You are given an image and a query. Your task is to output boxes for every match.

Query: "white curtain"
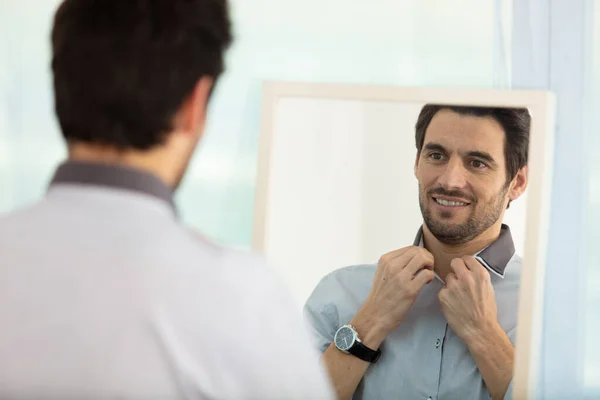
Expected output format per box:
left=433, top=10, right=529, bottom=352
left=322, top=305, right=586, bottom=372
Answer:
left=511, top=0, right=599, bottom=398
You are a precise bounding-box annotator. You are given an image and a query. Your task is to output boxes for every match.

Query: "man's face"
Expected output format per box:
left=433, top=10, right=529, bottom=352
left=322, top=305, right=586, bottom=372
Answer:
left=415, top=109, right=512, bottom=245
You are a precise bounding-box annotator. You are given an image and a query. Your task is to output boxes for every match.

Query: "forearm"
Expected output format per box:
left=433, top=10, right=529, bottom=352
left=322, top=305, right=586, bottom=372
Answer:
left=465, top=322, right=514, bottom=400
left=322, top=309, right=388, bottom=400
left=322, top=343, right=370, bottom=400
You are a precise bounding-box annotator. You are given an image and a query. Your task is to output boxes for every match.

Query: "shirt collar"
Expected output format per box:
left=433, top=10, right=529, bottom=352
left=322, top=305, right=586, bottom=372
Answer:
left=48, top=161, right=177, bottom=214
left=412, top=224, right=515, bottom=279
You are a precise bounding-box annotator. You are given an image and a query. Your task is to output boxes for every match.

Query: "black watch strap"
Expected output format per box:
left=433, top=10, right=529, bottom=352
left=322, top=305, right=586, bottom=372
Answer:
left=349, top=341, right=381, bottom=363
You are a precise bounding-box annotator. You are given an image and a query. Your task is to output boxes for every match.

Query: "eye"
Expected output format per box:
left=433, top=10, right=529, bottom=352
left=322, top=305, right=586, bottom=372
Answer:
left=429, top=152, right=445, bottom=161
left=470, top=159, right=488, bottom=169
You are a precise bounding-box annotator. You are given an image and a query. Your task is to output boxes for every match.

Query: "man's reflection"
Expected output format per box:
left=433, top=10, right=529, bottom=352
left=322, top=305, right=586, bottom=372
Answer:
left=304, top=105, right=531, bottom=400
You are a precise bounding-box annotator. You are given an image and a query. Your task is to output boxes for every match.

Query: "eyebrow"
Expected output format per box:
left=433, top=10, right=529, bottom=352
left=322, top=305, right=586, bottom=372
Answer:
left=467, top=151, right=497, bottom=165
left=423, top=143, right=447, bottom=153
left=423, top=143, right=498, bottom=165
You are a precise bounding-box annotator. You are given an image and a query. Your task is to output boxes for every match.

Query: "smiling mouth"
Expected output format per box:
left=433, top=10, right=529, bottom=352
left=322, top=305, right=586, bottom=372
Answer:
left=432, top=197, right=470, bottom=207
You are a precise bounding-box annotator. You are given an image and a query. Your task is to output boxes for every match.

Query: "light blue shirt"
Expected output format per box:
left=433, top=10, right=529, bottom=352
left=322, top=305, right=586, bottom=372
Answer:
left=304, top=225, right=520, bottom=400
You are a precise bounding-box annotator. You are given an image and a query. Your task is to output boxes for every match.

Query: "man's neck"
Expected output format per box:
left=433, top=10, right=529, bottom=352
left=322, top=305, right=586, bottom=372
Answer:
left=68, top=142, right=176, bottom=188
left=422, top=223, right=503, bottom=281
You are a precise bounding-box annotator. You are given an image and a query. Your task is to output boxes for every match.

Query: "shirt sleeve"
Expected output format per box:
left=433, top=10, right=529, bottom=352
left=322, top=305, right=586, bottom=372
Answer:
left=303, top=274, right=341, bottom=353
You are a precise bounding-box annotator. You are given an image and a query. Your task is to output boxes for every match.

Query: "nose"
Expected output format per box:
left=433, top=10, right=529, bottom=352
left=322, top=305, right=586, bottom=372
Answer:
left=437, top=159, right=468, bottom=190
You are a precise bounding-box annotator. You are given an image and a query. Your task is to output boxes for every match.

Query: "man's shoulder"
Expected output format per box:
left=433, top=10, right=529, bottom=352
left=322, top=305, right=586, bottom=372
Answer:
left=0, top=201, right=52, bottom=236
left=176, top=235, right=291, bottom=302
left=212, top=248, right=276, bottom=284
left=168, top=232, right=276, bottom=291
left=184, top=233, right=270, bottom=275
left=317, top=264, right=378, bottom=288
left=510, top=253, right=523, bottom=265
left=502, top=253, right=523, bottom=282
left=0, top=201, right=44, bottom=220
left=306, top=264, right=377, bottom=309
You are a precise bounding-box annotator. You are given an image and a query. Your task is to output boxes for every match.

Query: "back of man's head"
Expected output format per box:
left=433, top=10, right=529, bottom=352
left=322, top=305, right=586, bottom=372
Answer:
left=51, top=0, right=232, bottom=150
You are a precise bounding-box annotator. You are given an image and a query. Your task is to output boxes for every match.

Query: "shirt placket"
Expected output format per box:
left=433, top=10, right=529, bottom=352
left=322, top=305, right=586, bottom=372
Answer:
left=424, top=314, right=449, bottom=400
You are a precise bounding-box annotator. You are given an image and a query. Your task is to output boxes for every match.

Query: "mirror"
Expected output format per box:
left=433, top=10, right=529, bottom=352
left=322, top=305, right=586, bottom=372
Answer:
left=253, top=83, right=555, bottom=399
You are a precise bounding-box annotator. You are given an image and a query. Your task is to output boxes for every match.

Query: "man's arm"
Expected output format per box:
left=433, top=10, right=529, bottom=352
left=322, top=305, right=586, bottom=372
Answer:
left=463, top=321, right=514, bottom=400
left=308, top=247, right=435, bottom=400
left=320, top=308, right=388, bottom=400
left=438, top=256, right=514, bottom=400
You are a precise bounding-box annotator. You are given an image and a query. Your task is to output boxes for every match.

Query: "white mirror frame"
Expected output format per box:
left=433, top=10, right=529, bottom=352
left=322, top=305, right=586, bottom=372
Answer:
left=253, top=81, right=556, bottom=399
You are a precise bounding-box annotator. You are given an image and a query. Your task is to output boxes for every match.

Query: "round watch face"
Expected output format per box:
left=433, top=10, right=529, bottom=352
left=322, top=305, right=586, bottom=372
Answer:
left=334, top=326, right=356, bottom=351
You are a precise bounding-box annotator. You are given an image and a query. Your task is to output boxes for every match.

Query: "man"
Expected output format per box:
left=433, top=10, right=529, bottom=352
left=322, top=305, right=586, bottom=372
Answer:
left=0, top=1, right=333, bottom=399
left=305, top=105, right=530, bottom=400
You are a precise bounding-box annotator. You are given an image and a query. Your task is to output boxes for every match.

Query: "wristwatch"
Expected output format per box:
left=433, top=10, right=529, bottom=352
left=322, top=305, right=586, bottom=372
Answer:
left=334, top=324, right=381, bottom=363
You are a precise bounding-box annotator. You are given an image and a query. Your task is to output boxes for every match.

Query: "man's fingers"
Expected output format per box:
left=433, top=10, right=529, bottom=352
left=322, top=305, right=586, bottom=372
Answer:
left=445, top=272, right=458, bottom=286
left=412, top=268, right=435, bottom=289
left=380, top=247, right=430, bottom=271
left=379, top=246, right=415, bottom=266
left=437, top=286, right=448, bottom=301
left=450, top=258, right=469, bottom=279
left=462, top=256, right=484, bottom=271
left=403, top=250, right=434, bottom=277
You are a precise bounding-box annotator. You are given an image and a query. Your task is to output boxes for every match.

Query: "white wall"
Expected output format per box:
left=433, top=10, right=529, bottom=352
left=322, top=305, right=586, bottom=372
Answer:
left=263, top=97, right=528, bottom=305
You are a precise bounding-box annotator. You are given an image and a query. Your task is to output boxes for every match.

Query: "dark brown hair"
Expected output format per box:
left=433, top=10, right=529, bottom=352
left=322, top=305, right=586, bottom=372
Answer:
left=51, top=0, right=232, bottom=150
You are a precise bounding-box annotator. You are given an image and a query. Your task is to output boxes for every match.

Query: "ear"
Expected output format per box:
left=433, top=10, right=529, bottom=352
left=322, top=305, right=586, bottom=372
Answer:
left=173, top=76, right=214, bottom=136
left=508, top=165, right=528, bottom=201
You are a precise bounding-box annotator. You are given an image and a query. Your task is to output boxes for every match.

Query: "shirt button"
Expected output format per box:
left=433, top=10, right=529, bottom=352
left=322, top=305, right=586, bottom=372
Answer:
left=435, top=339, right=441, bottom=348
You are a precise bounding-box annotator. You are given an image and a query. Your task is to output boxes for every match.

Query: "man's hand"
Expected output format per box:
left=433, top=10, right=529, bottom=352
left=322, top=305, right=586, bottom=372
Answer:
left=438, top=256, right=498, bottom=343
left=358, top=247, right=436, bottom=337
left=321, top=247, right=436, bottom=400
left=438, top=256, right=515, bottom=400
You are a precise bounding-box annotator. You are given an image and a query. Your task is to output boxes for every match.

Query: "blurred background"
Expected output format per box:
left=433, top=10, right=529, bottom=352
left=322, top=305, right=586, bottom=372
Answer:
left=0, top=0, right=598, bottom=398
